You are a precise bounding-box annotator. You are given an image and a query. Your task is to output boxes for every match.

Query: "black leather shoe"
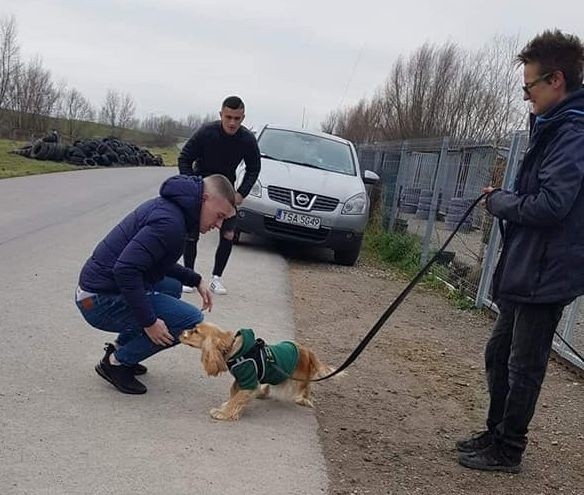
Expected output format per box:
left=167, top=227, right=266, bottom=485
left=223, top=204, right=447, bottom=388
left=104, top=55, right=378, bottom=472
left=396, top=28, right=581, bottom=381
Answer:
left=103, top=343, right=147, bottom=375
left=95, top=358, right=147, bottom=394
left=458, top=444, right=521, bottom=473
left=456, top=430, right=494, bottom=453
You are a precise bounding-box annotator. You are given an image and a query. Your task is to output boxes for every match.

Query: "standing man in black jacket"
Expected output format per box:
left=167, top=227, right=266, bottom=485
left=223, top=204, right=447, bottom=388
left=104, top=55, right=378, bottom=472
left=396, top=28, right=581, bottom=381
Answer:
left=457, top=30, right=584, bottom=473
left=178, top=96, right=261, bottom=295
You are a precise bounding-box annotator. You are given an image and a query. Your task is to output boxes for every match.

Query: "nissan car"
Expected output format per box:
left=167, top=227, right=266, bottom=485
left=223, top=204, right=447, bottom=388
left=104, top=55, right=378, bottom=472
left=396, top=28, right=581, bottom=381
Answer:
left=235, top=124, right=379, bottom=265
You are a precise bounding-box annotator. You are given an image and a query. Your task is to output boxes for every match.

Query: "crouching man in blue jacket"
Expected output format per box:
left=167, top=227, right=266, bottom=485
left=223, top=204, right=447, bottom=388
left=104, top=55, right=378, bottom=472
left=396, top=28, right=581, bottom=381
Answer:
left=75, top=174, right=236, bottom=394
left=457, top=30, right=584, bottom=473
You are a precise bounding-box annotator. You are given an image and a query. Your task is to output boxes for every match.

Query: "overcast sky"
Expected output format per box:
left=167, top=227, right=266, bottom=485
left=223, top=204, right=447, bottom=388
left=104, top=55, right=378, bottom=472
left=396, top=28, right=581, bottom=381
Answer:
left=2, top=0, right=583, bottom=131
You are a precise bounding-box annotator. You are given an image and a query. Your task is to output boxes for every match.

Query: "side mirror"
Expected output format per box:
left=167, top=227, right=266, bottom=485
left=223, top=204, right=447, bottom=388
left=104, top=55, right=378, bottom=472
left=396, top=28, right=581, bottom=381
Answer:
left=363, top=170, right=380, bottom=185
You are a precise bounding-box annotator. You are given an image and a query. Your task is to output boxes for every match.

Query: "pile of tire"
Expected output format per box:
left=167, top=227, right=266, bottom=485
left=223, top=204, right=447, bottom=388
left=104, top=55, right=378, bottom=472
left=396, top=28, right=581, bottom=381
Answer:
left=399, top=186, right=421, bottom=214
left=414, top=189, right=432, bottom=219
left=11, top=134, right=164, bottom=168
left=445, top=197, right=475, bottom=232
left=415, top=190, right=443, bottom=220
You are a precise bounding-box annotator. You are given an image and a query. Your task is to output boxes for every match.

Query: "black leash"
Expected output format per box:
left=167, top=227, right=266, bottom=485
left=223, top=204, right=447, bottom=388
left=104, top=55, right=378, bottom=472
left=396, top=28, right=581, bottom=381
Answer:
left=307, top=193, right=488, bottom=382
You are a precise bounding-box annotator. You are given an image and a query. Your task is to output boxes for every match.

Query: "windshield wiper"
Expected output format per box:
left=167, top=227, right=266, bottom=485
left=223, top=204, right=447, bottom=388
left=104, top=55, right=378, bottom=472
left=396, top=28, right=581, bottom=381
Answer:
left=279, top=158, right=323, bottom=169
left=260, top=153, right=280, bottom=161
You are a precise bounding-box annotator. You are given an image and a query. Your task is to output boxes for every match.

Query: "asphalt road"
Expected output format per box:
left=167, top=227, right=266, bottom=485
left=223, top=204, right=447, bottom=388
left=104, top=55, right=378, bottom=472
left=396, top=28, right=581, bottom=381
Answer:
left=0, top=167, right=327, bottom=495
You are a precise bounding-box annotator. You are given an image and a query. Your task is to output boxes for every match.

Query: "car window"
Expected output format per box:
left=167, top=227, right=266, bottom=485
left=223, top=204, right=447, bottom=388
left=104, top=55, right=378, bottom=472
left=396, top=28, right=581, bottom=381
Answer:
left=258, top=128, right=356, bottom=175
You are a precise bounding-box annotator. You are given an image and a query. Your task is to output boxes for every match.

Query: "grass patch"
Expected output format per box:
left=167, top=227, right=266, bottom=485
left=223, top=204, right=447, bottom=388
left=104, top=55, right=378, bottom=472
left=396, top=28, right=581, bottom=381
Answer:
left=362, top=214, right=477, bottom=311
left=0, top=139, right=77, bottom=179
left=149, top=145, right=180, bottom=167
left=363, top=213, right=422, bottom=276
left=0, top=138, right=181, bottom=179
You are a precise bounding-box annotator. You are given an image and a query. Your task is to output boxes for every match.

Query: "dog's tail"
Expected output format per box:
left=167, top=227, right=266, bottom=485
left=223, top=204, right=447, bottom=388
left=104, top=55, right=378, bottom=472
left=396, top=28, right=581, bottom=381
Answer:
left=308, top=349, right=346, bottom=380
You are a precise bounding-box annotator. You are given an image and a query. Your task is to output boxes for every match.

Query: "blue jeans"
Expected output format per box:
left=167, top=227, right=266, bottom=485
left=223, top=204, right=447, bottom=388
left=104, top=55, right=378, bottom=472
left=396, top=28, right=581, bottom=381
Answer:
left=485, top=300, right=566, bottom=459
left=75, top=277, right=203, bottom=365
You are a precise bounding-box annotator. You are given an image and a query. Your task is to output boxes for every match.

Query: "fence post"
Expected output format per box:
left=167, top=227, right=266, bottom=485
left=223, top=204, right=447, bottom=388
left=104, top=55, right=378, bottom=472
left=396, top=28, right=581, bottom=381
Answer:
left=421, top=137, right=449, bottom=264
left=385, top=141, right=409, bottom=231
left=552, top=298, right=582, bottom=366
left=475, top=131, right=528, bottom=308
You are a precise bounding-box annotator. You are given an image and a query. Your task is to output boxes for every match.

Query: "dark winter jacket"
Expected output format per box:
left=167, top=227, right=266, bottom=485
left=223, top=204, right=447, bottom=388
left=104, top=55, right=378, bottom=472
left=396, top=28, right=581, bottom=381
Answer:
left=488, top=88, right=584, bottom=304
left=177, top=121, right=261, bottom=197
left=78, top=175, right=204, bottom=327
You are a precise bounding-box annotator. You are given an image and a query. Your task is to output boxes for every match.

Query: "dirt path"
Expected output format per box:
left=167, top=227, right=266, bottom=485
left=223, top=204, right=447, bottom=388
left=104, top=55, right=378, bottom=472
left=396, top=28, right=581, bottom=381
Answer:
left=289, top=260, right=584, bottom=495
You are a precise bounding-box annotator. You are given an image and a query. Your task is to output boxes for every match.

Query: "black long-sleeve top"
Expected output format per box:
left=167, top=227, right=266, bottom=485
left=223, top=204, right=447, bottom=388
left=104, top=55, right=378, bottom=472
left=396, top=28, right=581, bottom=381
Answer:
left=177, top=121, right=261, bottom=197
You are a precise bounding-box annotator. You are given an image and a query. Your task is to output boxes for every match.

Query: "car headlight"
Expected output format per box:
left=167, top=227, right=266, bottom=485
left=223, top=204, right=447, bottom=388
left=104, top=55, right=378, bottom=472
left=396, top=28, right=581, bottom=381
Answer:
left=342, top=192, right=367, bottom=215
left=249, top=179, right=262, bottom=198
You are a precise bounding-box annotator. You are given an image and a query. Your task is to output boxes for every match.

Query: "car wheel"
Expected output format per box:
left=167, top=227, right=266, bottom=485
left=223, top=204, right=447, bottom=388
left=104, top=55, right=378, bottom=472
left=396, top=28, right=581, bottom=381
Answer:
left=334, top=242, right=362, bottom=266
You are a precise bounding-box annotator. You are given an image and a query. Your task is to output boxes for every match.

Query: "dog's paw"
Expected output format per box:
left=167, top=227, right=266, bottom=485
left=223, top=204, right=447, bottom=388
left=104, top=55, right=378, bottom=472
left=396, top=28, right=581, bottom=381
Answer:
left=294, top=397, right=314, bottom=408
left=210, top=407, right=239, bottom=421
left=256, top=384, right=270, bottom=399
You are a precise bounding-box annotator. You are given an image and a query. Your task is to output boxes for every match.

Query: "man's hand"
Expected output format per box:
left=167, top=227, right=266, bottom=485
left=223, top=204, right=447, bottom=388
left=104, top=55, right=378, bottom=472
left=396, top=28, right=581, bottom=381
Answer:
left=481, top=186, right=496, bottom=207
left=235, top=192, right=244, bottom=206
left=145, top=318, right=174, bottom=346
left=197, top=279, right=213, bottom=312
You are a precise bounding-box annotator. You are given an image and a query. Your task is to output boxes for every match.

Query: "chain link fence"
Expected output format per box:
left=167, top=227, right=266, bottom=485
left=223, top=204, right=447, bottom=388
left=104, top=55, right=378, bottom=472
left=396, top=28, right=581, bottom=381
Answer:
left=357, top=132, right=583, bottom=372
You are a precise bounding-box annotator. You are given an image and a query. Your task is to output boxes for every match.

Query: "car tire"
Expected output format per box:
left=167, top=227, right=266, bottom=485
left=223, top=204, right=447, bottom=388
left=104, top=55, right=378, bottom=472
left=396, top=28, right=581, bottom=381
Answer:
left=334, top=242, right=362, bottom=266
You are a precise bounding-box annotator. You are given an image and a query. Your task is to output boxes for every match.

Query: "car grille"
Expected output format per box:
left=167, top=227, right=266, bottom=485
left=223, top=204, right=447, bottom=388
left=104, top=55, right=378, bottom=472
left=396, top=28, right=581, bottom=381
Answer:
left=264, top=217, right=329, bottom=241
left=267, top=186, right=339, bottom=212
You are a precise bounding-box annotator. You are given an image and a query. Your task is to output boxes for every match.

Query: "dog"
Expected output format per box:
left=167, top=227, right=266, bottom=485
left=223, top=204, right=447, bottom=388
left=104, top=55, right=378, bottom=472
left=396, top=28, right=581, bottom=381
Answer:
left=179, top=322, right=337, bottom=421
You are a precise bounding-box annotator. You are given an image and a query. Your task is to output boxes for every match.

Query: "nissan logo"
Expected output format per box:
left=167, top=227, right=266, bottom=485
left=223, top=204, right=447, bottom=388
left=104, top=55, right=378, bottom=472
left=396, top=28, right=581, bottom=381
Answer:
left=295, top=193, right=310, bottom=206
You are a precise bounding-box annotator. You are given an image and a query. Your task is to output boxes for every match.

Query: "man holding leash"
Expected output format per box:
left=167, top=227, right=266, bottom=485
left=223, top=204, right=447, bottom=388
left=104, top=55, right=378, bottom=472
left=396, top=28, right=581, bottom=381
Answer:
left=178, top=95, right=261, bottom=295
left=457, top=30, right=584, bottom=473
left=75, top=174, right=236, bottom=394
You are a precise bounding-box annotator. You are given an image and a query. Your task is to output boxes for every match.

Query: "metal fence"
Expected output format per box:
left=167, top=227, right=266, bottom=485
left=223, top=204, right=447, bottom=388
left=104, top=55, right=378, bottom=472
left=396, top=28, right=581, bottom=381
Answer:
left=357, top=132, right=584, bottom=371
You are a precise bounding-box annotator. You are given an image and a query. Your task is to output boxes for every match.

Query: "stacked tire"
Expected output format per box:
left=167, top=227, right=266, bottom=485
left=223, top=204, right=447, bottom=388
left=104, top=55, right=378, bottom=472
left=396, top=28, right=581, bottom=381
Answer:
left=445, top=198, right=475, bottom=232
left=400, top=187, right=421, bottom=214
left=29, top=141, right=69, bottom=161
left=414, top=189, right=433, bottom=219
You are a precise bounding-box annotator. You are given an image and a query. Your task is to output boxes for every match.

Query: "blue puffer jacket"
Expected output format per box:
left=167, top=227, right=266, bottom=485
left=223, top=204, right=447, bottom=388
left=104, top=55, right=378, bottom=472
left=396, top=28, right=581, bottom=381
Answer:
left=78, top=175, right=203, bottom=327
left=488, top=88, right=584, bottom=304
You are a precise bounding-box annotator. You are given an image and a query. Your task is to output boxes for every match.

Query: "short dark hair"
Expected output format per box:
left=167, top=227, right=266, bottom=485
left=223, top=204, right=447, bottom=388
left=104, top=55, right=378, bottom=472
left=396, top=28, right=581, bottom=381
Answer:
left=517, top=30, right=584, bottom=92
left=203, top=174, right=236, bottom=207
left=222, top=95, right=245, bottom=110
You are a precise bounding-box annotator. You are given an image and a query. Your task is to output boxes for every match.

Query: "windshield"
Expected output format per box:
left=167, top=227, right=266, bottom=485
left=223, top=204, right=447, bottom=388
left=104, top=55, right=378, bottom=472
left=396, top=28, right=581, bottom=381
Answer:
left=258, top=128, right=356, bottom=175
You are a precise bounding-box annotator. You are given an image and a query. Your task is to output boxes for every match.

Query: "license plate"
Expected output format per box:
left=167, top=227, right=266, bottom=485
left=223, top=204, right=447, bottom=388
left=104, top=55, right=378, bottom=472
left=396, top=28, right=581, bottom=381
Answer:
left=275, top=210, right=321, bottom=229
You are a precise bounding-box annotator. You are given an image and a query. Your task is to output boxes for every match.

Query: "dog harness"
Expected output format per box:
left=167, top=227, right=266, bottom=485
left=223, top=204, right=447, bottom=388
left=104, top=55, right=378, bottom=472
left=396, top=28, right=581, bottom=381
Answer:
left=226, top=329, right=299, bottom=390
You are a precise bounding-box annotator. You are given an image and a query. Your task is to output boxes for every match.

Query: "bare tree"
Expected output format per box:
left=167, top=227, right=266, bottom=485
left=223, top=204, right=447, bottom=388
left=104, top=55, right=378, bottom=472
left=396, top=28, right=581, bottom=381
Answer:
left=324, top=37, right=526, bottom=143
left=10, top=56, right=60, bottom=132
left=60, top=87, right=94, bottom=139
left=0, top=15, right=19, bottom=114
left=118, top=92, right=136, bottom=129
left=320, top=111, right=338, bottom=134
left=99, top=89, right=120, bottom=131
left=140, top=114, right=179, bottom=145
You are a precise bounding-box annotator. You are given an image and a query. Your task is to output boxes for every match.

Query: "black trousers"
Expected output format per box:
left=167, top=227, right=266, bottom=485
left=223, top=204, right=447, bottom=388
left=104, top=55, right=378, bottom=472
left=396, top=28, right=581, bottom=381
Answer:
left=485, top=300, right=566, bottom=459
left=183, top=215, right=237, bottom=276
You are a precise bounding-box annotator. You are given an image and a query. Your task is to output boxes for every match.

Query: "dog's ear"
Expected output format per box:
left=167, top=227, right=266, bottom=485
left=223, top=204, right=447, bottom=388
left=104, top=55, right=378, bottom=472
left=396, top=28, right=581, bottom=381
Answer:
left=201, top=336, right=229, bottom=376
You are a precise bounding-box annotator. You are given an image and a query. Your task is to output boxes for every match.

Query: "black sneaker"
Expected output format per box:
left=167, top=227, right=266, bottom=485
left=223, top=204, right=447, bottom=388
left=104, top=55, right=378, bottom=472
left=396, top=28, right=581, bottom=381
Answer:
left=455, top=430, right=494, bottom=453
left=95, top=358, right=147, bottom=394
left=103, top=343, right=147, bottom=376
left=458, top=444, right=521, bottom=474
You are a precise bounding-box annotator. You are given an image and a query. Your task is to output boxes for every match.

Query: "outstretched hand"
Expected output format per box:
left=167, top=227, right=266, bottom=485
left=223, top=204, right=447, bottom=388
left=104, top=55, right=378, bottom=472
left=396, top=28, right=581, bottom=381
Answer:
left=197, top=279, right=213, bottom=312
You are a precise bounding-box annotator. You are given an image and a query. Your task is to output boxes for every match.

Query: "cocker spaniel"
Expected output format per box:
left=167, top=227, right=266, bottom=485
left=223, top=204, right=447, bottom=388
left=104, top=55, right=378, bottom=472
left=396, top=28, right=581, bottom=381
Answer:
left=180, top=322, right=337, bottom=421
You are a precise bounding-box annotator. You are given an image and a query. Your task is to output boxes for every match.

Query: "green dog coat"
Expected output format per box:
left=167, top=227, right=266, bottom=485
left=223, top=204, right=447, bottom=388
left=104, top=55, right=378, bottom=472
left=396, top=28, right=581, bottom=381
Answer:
left=226, top=328, right=299, bottom=390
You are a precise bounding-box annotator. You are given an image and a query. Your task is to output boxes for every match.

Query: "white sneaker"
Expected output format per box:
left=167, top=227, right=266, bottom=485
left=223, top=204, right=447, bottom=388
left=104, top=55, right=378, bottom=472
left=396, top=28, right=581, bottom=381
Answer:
left=209, top=276, right=227, bottom=295
left=182, top=285, right=194, bottom=293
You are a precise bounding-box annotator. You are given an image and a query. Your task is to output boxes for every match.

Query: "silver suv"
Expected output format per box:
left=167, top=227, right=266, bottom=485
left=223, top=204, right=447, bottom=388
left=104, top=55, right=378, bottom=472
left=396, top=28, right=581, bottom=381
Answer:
left=235, top=124, right=379, bottom=265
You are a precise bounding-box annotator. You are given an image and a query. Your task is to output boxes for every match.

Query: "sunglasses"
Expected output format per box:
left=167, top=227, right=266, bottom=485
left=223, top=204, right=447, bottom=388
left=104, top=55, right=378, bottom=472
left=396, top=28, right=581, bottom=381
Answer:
left=522, top=72, right=553, bottom=95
